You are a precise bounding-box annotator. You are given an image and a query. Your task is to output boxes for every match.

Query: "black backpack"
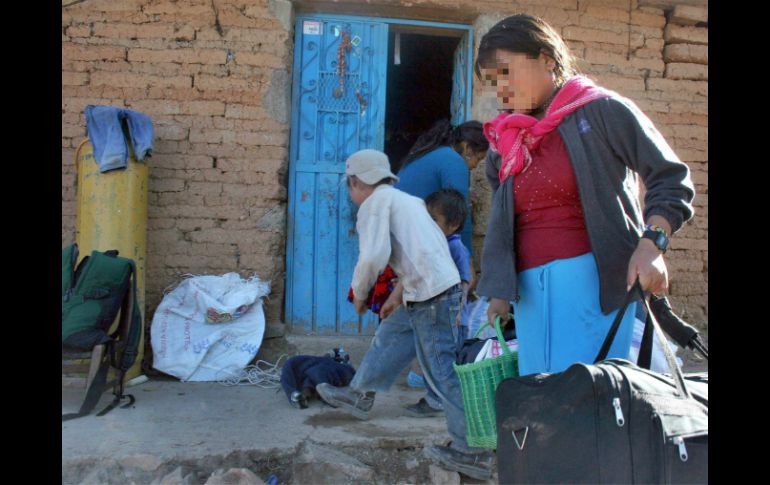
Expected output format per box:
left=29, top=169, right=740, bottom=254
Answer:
left=62, top=244, right=142, bottom=421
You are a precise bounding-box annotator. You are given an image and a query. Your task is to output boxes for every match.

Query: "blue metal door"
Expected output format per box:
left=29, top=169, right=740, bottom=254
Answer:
left=286, top=17, right=388, bottom=335
left=450, top=32, right=471, bottom=125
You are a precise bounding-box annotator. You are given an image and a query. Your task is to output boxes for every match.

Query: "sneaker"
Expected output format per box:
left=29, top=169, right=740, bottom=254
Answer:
left=423, top=444, right=494, bottom=481
left=315, top=383, right=375, bottom=420
left=403, top=398, right=443, bottom=417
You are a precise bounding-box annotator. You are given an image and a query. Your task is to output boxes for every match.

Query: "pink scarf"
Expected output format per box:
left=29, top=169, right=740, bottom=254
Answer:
left=484, top=76, right=617, bottom=183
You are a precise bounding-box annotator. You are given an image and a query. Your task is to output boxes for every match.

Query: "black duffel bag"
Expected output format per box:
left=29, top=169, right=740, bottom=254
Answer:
left=495, top=281, right=707, bottom=484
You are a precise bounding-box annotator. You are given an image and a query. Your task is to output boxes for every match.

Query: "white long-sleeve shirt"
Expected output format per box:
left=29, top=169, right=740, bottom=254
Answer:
left=351, top=185, right=460, bottom=304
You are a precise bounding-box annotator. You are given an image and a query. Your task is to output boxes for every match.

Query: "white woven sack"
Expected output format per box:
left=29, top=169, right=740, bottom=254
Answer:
left=151, top=273, right=270, bottom=381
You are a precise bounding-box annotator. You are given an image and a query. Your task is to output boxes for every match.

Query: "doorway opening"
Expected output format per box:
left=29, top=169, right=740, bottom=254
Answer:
left=384, top=29, right=461, bottom=173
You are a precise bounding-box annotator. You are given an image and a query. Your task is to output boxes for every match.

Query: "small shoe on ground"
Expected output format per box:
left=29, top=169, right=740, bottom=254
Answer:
left=407, top=370, right=427, bottom=388
left=315, top=383, right=375, bottom=420
left=423, top=444, right=494, bottom=481
left=403, top=398, right=443, bottom=417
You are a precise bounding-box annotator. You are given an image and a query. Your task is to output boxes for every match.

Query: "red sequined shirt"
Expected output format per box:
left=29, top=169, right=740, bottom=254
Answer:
left=513, top=130, right=592, bottom=272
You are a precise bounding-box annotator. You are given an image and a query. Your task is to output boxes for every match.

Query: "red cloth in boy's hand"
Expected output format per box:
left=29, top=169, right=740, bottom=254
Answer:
left=347, top=266, right=397, bottom=314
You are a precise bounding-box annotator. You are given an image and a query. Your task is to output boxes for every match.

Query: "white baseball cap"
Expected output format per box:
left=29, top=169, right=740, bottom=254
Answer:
left=344, top=149, right=399, bottom=185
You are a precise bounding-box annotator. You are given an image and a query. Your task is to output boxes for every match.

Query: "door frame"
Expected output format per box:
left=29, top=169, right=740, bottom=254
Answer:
left=285, top=13, right=475, bottom=334
left=290, top=13, right=474, bottom=117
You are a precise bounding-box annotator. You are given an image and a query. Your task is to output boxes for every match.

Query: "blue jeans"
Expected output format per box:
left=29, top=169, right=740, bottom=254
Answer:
left=85, top=105, right=154, bottom=172
left=351, top=285, right=478, bottom=452
left=425, top=323, right=467, bottom=410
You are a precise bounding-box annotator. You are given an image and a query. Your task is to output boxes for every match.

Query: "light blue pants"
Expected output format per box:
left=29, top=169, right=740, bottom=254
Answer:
left=513, top=253, right=636, bottom=376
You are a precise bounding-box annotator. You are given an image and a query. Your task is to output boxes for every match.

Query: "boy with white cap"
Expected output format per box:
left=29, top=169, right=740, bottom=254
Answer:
left=316, top=149, right=494, bottom=480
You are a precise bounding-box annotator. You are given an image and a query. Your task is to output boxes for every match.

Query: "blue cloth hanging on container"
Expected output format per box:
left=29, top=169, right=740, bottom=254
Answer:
left=85, top=105, right=154, bottom=173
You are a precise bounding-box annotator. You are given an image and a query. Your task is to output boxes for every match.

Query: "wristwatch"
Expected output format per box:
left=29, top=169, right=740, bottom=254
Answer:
left=641, top=226, right=669, bottom=253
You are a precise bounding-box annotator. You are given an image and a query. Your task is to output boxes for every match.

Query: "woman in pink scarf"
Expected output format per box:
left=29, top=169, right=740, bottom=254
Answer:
left=424, top=14, right=695, bottom=478
left=471, top=16, right=694, bottom=377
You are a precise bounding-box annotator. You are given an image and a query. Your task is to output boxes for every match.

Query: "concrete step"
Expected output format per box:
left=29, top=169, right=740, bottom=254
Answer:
left=62, top=379, right=461, bottom=484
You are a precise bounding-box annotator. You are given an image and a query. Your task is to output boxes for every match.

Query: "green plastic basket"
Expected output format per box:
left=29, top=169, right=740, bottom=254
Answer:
left=454, top=316, right=518, bottom=449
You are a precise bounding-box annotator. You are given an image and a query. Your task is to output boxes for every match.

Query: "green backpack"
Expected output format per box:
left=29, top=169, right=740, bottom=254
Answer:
left=62, top=244, right=142, bottom=420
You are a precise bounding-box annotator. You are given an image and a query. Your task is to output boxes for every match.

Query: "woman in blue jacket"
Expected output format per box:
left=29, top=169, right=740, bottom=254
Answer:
left=395, top=119, right=488, bottom=253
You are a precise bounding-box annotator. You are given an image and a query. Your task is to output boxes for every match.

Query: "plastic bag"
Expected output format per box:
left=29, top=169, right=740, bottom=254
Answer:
left=151, top=273, right=270, bottom=381
left=473, top=338, right=518, bottom=363
left=464, top=298, right=495, bottom=340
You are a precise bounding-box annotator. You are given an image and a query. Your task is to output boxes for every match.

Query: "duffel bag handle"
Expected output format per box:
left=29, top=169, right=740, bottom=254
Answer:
left=594, top=281, right=640, bottom=364
left=595, top=279, right=691, bottom=399
left=638, top=286, right=691, bottom=399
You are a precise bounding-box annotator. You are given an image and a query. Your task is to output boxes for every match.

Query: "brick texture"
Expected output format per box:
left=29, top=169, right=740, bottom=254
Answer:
left=647, top=0, right=707, bottom=328
left=664, top=25, right=708, bottom=45
left=668, top=5, right=708, bottom=27
left=665, top=63, right=707, bottom=81
left=663, top=44, right=708, bottom=64
left=62, top=0, right=292, bottom=364
left=62, top=1, right=708, bottom=351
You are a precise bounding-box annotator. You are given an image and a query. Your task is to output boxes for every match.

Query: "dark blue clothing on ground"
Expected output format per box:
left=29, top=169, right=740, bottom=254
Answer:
left=395, top=146, right=472, bottom=254
left=447, top=234, right=471, bottom=283
left=280, top=355, right=356, bottom=405
left=85, top=105, right=154, bottom=172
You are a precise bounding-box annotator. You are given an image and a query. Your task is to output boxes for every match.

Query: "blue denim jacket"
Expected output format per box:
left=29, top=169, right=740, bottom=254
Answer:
left=85, top=105, right=154, bottom=172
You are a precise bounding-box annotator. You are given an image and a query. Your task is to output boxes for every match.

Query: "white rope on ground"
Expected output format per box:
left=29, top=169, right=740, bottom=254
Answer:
left=216, top=354, right=289, bottom=388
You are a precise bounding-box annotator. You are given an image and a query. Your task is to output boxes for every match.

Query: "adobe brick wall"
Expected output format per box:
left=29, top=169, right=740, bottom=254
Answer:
left=62, top=0, right=707, bottom=340
left=62, top=0, right=292, bottom=333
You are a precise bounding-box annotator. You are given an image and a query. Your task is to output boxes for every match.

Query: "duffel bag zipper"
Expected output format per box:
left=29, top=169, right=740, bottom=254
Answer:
left=654, top=411, right=706, bottom=464
left=672, top=436, right=688, bottom=462
left=612, top=397, right=625, bottom=427
left=602, top=367, right=625, bottom=427
left=670, top=431, right=707, bottom=463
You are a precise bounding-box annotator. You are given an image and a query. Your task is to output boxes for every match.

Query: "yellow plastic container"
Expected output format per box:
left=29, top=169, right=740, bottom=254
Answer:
left=75, top=139, right=148, bottom=382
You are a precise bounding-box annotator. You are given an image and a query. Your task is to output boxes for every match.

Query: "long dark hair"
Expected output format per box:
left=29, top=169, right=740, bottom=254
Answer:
left=475, top=14, right=578, bottom=87
left=400, top=119, right=488, bottom=168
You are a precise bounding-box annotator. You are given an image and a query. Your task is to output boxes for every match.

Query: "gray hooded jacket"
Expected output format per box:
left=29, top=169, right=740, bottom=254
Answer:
left=476, top=96, right=695, bottom=314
